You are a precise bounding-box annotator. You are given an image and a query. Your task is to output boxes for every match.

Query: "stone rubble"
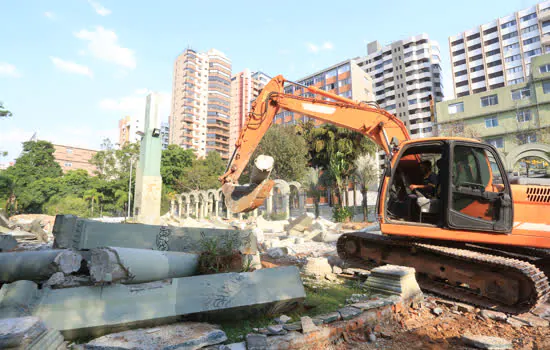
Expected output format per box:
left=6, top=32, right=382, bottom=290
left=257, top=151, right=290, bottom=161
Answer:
left=461, top=334, right=513, bottom=349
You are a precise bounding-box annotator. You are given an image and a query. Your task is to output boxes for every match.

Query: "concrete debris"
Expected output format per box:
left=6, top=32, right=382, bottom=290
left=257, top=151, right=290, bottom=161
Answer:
left=266, top=247, right=288, bottom=259
left=274, top=315, right=291, bottom=325
left=480, top=310, right=508, bottom=322
left=246, top=333, right=268, bottom=350
left=252, top=227, right=264, bottom=244
left=285, top=213, right=315, bottom=235
left=43, top=272, right=65, bottom=288
left=312, top=231, right=341, bottom=243
left=0, top=316, right=47, bottom=348
left=266, top=325, right=286, bottom=335
left=338, top=306, right=362, bottom=320
left=346, top=294, right=370, bottom=304
left=324, top=273, right=337, bottom=281
left=254, top=216, right=288, bottom=234
left=0, top=234, right=17, bottom=252
left=0, top=249, right=82, bottom=283
left=294, top=237, right=304, bottom=244
left=368, top=332, right=377, bottom=342
left=302, top=257, right=332, bottom=277
left=83, top=322, right=227, bottom=350
left=510, top=313, right=549, bottom=327
left=432, top=307, right=443, bottom=316
left=300, top=316, right=319, bottom=334
left=461, top=334, right=512, bottom=349
left=363, top=264, right=422, bottom=300
left=332, top=266, right=343, bottom=274
left=53, top=214, right=258, bottom=255
left=0, top=212, right=10, bottom=228
left=89, top=247, right=199, bottom=284
left=0, top=266, right=305, bottom=340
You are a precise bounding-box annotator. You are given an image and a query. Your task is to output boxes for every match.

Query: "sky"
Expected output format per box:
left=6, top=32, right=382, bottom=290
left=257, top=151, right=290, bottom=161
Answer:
left=0, top=0, right=544, bottom=163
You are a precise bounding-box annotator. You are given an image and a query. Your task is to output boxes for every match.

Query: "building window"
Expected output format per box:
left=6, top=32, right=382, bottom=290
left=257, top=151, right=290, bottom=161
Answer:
left=525, top=48, right=542, bottom=57
left=506, top=66, right=523, bottom=75
left=501, top=20, right=516, bottom=29
left=64, top=162, right=73, bottom=167
left=481, top=95, right=498, bottom=107
left=517, top=132, right=537, bottom=144
left=487, top=137, right=504, bottom=148
left=523, top=36, right=540, bottom=46
left=502, top=31, right=518, bottom=40
left=521, top=24, right=539, bottom=35
left=543, top=81, right=550, bottom=94
left=485, top=116, right=499, bottom=128
left=540, top=64, right=550, bottom=73
left=505, top=54, right=521, bottom=63
left=448, top=102, right=464, bottom=114
left=508, top=78, right=525, bottom=85
left=520, top=13, right=537, bottom=22
left=66, top=148, right=73, bottom=154
left=511, top=87, right=531, bottom=100
left=516, top=110, right=532, bottom=122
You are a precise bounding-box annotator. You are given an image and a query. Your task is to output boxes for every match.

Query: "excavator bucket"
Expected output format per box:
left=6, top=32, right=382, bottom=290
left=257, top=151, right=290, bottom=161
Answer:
left=221, top=179, right=274, bottom=213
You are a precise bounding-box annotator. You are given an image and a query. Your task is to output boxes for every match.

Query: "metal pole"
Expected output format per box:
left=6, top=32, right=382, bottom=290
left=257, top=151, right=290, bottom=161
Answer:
left=127, top=158, right=133, bottom=219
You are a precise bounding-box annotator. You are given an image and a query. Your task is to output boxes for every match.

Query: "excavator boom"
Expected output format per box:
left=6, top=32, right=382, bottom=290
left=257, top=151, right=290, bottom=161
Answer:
left=219, top=74, right=410, bottom=213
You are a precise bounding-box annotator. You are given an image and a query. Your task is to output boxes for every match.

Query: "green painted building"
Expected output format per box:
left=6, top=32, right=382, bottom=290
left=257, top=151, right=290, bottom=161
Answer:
left=436, top=54, right=550, bottom=172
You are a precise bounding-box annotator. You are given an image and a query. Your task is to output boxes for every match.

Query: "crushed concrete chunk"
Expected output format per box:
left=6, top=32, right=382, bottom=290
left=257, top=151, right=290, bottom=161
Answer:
left=300, top=316, right=319, bottom=334
left=286, top=213, right=314, bottom=235
left=480, top=310, right=507, bottom=322
left=274, top=315, right=291, bottom=324
left=266, top=247, right=288, bottom=259
left=0, top=316, right=47, bottom=348
left=461, top=334, right=512, bottom=349
left=302, top=257, right=332, bottom=277
left=43, top=272, right=65, bottom=288
left=84, top=322, right=227, bottom=349
left=510, top=313, right=549, bottom=327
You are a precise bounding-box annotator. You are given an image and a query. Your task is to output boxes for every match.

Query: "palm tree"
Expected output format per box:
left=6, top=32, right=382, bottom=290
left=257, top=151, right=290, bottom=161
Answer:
left=83, top=189, right=104, bottom=217
left=303, top=167, right=322, bottom=218
left=354, top=153, right=379, bottom=222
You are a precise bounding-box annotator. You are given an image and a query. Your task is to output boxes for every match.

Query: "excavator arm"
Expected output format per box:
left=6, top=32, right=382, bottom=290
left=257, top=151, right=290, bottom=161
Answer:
left=219, top=74, right=410, bottom=213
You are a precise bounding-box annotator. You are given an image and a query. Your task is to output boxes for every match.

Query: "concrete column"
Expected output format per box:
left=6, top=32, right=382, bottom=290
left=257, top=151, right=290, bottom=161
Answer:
left=214, top=201, right=219, bottom=217
left=170, top=200, right=176, bottom=216
left=266, top=190, right=273, bottom=215
left=89, top=247, right=199, bottom=284
left=185, top=203, right=190, bottom=217
left=283, top=194, right=290, bottom=220
left=177, top=199, right=183, bottom=218
left=194, top=202, right=199, bottom=219
left=0, top=250, right=83, bottom=283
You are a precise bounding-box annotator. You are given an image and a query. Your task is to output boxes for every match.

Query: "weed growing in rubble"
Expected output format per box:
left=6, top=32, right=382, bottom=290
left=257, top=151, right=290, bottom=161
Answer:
left=198, top=232, right=247, bottom=274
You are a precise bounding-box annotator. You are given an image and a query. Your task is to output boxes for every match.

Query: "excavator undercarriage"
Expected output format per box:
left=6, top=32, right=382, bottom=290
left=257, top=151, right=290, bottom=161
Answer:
left=337, top=232, right=550, bottom=314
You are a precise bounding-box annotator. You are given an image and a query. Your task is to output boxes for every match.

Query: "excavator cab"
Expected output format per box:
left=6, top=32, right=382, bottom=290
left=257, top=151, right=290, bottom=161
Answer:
left=382, top=139, right=513, bottom=234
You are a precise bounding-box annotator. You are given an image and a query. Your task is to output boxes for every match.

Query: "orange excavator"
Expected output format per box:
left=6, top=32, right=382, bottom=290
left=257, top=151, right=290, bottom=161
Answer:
left=219, top=75, right=550, bottom=314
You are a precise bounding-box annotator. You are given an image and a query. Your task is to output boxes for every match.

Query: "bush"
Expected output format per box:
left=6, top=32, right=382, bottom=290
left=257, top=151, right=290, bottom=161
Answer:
left=268, top=212, right=288, bottom=221
left=44, top=195, right=89, bottom=217
left=332, top=205, right=353, bottom=222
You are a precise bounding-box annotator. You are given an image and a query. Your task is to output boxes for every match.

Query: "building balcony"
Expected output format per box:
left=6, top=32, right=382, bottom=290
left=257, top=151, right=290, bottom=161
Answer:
left=500, top=25, right=517, bottom=36
left=520, top=17, right=539, bottom=29
left=523, top=42, right=542, bottom=53
left=483, top=30, right=499, bottom=41
left=468, top=47, right=483, bottom=57
left=455, top=74, right=468, bottom=83
left=539, top=10, right=550, bottom=22
left=471, top=80, right=487, bottom=90
left=484, top=41, right=501, bottom=52
left=405, top=61, right=431, bottom=73
left=453, top=52, right=466, bottom=62
left=488, top=75, right=505, bottom=85
left=466, top=36, right=482, bottom=47
left=471, top=69, right=486, bottom=79
left=487, top=64, right=503, bottom=74
left=502, top=37, right=519, bottom=48
left=486, top=53, right=502, bottom=63
left=542, top=33, right=550, bottom=46
left=452, top=63, right=467, bottom=73
left=374, top=84, right=385, bottom=92
left=456, top=84, right=470, bottom=94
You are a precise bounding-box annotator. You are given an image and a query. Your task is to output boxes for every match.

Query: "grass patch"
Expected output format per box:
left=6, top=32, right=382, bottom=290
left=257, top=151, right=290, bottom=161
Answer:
left=218, top=278, right=365, bottom=343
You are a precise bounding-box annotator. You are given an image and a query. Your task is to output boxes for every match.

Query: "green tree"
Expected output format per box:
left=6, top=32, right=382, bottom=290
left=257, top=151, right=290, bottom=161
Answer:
left=245, top=124, right=309, bottom=182
left=302, top=167, right=322, bottom=218
left=354, top=153, right=379, bottom=222
left=44, top=195, right=89, bottom=217
left=83, top=189, right=104, bottom=217
left=161, top=145, right=195, bottom=190
left=0, top=102, right=12, bottom=118
left=178, top=151, right=226, bottom=192
left=1, top=140, right=62, bottom=213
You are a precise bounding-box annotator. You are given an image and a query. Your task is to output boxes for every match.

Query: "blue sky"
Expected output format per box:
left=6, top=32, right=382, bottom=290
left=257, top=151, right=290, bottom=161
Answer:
left=0, top=0, right=543, bottom=163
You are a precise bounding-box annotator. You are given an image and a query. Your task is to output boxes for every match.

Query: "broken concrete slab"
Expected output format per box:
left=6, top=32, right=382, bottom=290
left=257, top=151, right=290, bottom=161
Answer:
left=83, top=322, right=227, bottom=350
left=0, top=266, right=305, bottom=340
left=363, top=264, right=422, bottom=300
left=0, top=250, right=82, bottom=283
left=89, top=247, right=199, bottom=284
left=285, top=213, right=314, bottom=235
left=300, top=316, right=319, bottom=334
left=461, top=334, right=512, bottom=349
left=338, top=306, right=362, bottom=320
left=510, top=313, right=549, bottom=327
left=0, top=316, right=47, bottom=348
left=52, top=215, right=258, bottom=255
left=0, top=234, right=17, bottom=252
left=312, top=231, right=340, bottom=243
left=480, top=310, right=508, bottom=322
left=302, top=257, right=332, bottom=277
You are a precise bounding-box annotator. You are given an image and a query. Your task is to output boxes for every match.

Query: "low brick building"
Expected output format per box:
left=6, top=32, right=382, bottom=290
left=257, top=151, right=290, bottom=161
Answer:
left=52, top=144, right=98, bottom=175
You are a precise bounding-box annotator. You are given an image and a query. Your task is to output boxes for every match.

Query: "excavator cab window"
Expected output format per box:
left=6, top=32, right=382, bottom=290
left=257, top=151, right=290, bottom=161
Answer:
left=448, top=142, right=513, bottom=233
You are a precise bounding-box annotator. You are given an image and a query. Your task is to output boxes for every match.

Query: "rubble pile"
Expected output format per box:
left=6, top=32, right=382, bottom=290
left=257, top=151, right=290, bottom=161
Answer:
left=0, top=213, right=54, bottom=247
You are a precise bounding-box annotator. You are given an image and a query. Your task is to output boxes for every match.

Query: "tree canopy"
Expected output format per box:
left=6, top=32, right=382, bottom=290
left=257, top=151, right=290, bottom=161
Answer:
left=0, top=102, right=12, bottom=118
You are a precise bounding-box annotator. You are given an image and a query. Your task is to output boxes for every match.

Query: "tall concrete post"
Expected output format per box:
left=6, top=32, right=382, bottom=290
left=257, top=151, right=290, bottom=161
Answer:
left=214, top=201, right=219, bottom=217
left=194, top=202, right=199, bottom=219
left=133, top=92, right=162, bottom=225
left=185, top=203, right=190, bottom=217
left=178, top=199, right=183, bottom=218
left=283, top=194, right=290, bottom=220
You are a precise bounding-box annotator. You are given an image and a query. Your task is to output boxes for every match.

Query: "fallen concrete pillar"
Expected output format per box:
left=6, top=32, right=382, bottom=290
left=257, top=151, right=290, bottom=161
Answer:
left=83, top=322, right=227, bottom=349
left=89, top=247, right=199, bottom=284
left=52, top=215, right=258, bottom=255
left=249, top=155, right=274, bottom=185
left=286, top=213, right=315, bottom=235
left=0, top=234, right=17, bottom=252
left=0, top=250, right=82, bottom=283
left=0, top=266, right=305, bottom=340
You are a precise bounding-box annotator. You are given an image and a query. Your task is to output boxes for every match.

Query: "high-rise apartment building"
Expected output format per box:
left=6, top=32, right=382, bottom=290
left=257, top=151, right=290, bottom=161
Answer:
left=160, top=121, right=169, bottom=150
left=118, top=115, right=144, bottom=147
left=273, top=59, right=373, bottom=125
left=450, top=1, right=550, bottom=98
left=229, top=70, right=270, bottom=155
left=169, top=48, right=232, bottom=159
left=356, top=34, right=444, bottom=139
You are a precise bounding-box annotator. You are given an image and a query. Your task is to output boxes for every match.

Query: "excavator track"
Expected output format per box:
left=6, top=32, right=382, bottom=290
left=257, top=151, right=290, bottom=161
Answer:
left=337, top=232, right=550, bottom=314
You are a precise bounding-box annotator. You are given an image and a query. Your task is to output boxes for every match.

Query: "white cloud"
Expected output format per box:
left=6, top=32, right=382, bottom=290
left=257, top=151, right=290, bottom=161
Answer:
left=44, top=11, right=55, bottom=20
left=88, top=0, right=111, bottom=16
left=99, top=90, right=171, bottom=119
left=0, top=62, right=21, bottom=78
left=322, top=42, right=334, bottom=50
left=307, top=41, right=333, bottom=53
left=50, top=57, right=93, bottom=78
left=307, top=43, right=319, bottom=53
left=75, top=26, right=136, bottom=69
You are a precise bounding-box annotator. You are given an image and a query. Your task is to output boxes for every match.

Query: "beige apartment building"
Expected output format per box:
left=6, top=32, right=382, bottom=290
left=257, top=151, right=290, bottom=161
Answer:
left=229, top=70, right=270, bottom=155
left=169, top=48, right=232, bottom=160
left=52, top=144, right=97, bottom=175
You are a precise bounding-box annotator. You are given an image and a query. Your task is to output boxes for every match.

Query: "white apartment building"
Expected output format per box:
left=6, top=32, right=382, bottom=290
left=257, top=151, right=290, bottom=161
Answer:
left=356, top=34, right=444, bottom=139
left=450, top=1, right=550, bottom=98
